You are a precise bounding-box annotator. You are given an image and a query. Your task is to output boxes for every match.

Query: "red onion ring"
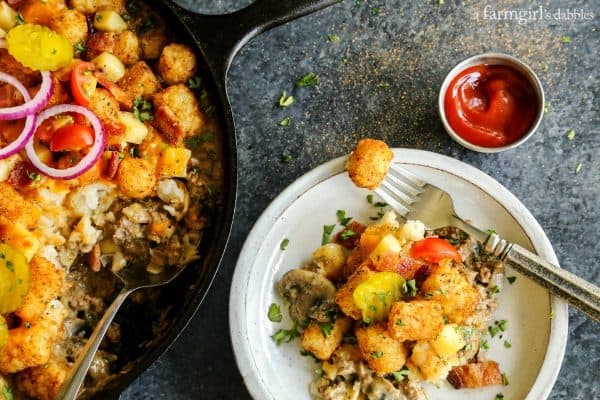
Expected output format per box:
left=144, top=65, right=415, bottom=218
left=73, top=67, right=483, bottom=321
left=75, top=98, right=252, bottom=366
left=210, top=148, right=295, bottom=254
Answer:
left=25, top=104, right=105, bottom=180
left=0, top=71, right=53, bottom=120
left=0, top=72, right=35, bottom=160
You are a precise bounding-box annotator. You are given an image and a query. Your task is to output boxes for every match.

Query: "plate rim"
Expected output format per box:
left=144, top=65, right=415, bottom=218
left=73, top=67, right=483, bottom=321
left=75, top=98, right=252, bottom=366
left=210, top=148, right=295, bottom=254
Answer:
left=229, top=148, right=568, bottom=400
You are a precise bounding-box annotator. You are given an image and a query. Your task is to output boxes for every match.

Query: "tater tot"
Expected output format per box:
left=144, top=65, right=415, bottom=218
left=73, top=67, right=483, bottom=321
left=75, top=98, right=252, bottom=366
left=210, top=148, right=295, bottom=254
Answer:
left=116, top=157, right=157, bottom=199
left=49, top=9, right=88, bottom=45
left=157, top=44, right=197, bottom=85
left=347, top=139, right=393, bottom=190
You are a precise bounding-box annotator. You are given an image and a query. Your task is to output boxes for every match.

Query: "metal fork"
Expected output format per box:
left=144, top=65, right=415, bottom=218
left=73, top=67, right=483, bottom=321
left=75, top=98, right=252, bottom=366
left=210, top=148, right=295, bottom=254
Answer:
left=374, top=163, right=600, bottom=322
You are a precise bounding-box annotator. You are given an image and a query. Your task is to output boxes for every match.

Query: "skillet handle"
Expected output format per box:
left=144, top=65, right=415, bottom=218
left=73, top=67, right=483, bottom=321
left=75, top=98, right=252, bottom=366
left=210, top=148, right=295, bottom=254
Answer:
left=168, top=0, right=341, bottom=85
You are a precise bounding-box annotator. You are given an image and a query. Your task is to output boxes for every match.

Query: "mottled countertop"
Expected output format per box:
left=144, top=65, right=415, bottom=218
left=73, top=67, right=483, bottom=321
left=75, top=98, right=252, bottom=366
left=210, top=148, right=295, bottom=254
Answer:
left=123, top=0, right=599, bottom=398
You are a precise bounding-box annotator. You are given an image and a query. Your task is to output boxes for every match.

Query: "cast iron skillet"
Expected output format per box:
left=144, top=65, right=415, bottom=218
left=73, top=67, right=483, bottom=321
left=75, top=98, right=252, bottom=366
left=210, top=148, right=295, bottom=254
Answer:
left=93, top=0, right=340, bottom=398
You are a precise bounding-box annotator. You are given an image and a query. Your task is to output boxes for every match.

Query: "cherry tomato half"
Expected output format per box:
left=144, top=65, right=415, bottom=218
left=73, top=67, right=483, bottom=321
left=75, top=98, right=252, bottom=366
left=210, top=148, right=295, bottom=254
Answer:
left=409, top=237, right=462, bottom=264
left=71, top=62, right=97, bottom=107
left=49, top=123, right=95, bottom=152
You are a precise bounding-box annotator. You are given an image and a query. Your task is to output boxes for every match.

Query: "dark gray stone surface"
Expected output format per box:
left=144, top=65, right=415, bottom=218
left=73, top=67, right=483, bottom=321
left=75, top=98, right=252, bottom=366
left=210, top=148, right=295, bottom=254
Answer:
left=123, top=0, right=599, bottom=398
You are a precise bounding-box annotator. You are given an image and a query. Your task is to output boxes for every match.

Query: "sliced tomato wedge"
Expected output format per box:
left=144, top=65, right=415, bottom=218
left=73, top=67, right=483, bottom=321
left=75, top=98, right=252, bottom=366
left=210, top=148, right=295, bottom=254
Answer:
left=49, top=123, right=95, bottom=152
left=71, top=62, right=97, bottom=107
left=409, top=237, right=462, bottom=264
left=35, top=114, right=76, bottom=142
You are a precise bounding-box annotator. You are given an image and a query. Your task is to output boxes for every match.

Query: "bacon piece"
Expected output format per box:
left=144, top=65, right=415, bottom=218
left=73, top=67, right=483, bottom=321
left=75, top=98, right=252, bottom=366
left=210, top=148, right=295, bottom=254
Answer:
left=8, top=161, right=40, bottom=191
left=335, top=221, right=366, bottom=249
left=104, top=151, right=122, bottom=180
left=447, top=361, right=503, bottom=389
left=373, top=252, right=426, bottom=280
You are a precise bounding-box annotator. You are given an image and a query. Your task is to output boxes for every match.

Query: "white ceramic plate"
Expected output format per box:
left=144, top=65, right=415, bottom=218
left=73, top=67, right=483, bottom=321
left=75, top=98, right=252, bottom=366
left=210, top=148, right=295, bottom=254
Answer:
left=230, top=149, right=568, bottom=400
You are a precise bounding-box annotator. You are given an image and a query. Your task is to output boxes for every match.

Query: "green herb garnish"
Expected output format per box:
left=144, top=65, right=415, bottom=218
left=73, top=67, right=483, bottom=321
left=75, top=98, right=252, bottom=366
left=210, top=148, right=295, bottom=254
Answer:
left=280, top=238, right=289, bottom=251
left=296, top=73, right=319, bottom=87
left=279, top=91, right=294, bottom=107
left=188, top=76, right=202, bottom=90
left=502, top=373, right=509, bottom=386
left=403, top=279, right=417, bottom=297
left=271, top=325, right=300, bottom=345
left=281, top=153, right=292, bottom=163
left=561, top=35, right=571, bottom=43
left=566, top=129, right=576, bottom=140
left=336, top=210, right=352, bottom=226
left=503, top=340, right=512, bottom=348
left=495, top=393, right=504, bottom=400
left=15, top=13, right=25, bottom=25
left=373, top=201, right=388, bottom=208
left=340, top=229, right=356, bottom=240
left=328, top=34, right=340, bottom=42
left=322, top=224, right=336, bottom=245
left=74, top=40, right=87, bottom=56
left=481, top=340, right=490, bottom=350
left=507, top=276, right=517, bottom=284
left=184, top=132, right=214, bottom=148
left=370, top=351, right=384, bottom=359
left=575, top=162, right=582, bottom=173
left=268, top=303, right=282, bottom=322
left=319, top=322, right=333, bottom=337
left=279, top=116, right=292, bottom=127
left=132, top=96, right=153, bottom=122
left=366, top=194, right=374, bottom=204
left=392, top=367, right=410, bottom=381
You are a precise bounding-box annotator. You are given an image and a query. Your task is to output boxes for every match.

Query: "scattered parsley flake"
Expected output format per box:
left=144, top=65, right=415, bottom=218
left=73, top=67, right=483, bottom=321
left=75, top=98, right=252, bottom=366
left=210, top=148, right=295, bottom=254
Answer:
left=549, top=310, right=555, bottom=319
left=343, top=336, right=357, bottom=344
left=370, top=351, right=384, bottom=359
left=184, top=132, right=214, bottom=148
left=296, top=72, right=319, bottom=87
left=322, top=224, right=336, bottom=245
left=1, top=385, right=13, bottom=400
left=366, top=194, right=374, bottom=204
left=74, top=40, right=87, bottom=56
left=271, top=325, right=300, bottom=345
left=486, top=228, right=497, bottom=235
left=438, top=0, right=445, bottom=4
left=132, top=96, right=153, bottom=122
left=403, top=279, right=417, bottom=297
left=281, top=153, right=292, bottom=163
left=481, top=340, right=490, bottom=350
left=5, top=261, right=13, bottom=272
left=392, top=367, right=410, bottom=381
left=15, top=13, right=25, bottom=25
left=319, top=322, right=333, bottom=337
left=490, top=285, right=500, bottom=294
left=279, top=116, right=292, bottom=127
left=336, top=209, right=352, bottom=226
left=495, top=393, right=504, bottom=400
left=495, top=319, right=508, bottom=331
left=315, top=366, right=324, bottom=376
left=373, top=201, right=388, bottom=208
left=575, top=162, right=582, bottom=173
left=280, top=238, right=289, bottom=251
left=502, top=373, right=509, bottom=386
left=395, top=319, right=405, bottom=326
left=442, top=315, right=449, bottom=324
left=268, top=303, right=282, bottom=323
left=543, top=64, right=549, bottom=72
left=27, top=171, right=41, bottom=182
left=504, top=340, right=512, bottom=348
left=566, top=129, right=576, bottom=140
left=507, top=276, right=517, bottom=284
left=279, top=91, right=294, bottom=107
left=377, top=82, right=390, bottom=89
left=488, top=325, right=501, bottom=338
left=561, top=35, right=571, bottom=43
left=328, top=34, right=340, bottom=42
left=340, top=229, right=356, bottom=240
left=24, top=321, right=31, bottom=329
left=187, top=76, right=202, bottom=90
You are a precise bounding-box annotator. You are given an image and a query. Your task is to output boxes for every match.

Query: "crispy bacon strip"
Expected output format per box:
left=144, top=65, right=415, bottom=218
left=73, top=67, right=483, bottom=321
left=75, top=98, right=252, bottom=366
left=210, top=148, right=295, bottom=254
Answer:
left=447, top=361, right=503, bottom=389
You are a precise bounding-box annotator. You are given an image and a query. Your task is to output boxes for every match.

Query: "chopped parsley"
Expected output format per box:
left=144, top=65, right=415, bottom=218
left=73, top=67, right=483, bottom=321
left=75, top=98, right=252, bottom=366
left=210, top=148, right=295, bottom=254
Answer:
left=496, top=319, right=508, bottom=331
left=504, top=340, right=512, bottom=348
left=340, top=229, right=356, bottom=240
left=566, top=129, right=576, bottom=140
left=74, top=40, right=87, bottom=56
left=490, top=285, right=500, bottom=294
left=502, top=373, right=509, bottom=386
left=322, top=224, right=336, bottom=245
left=392, top=367, right=410, bottom=381
left=488, top=325, right=500, bottom=338
left=575, top=162, right=582, bottom=173
left=95, top=14, right=103, bottom=22
left=280, top=238, right=290, bottom=251
left=296, top=72, right=319, bottom=87
left=549, top=310, right=555, bottom=319
left=278, top=91, right=294, bottom=107
left=377, top=82, right=390, bottom=89
left=132, top=96, right=153, bottom=122
left=271, top=325, right=300, bottom=345
left=268, top=303, right=282, bottom=322
left=507, top=276, right=517, bottom=284
left=442, top=315, right=449, bottom=324
left=373, top=201, right=388, bottom=208
left=395, top=319, right=405, bottom=326
left=279, top=116, right=292, bottom=127
left=15, top=13, right=25, bottom=25
left=1, top=386, right=13, bottom=400
left=495, top=394, right=504, bottom=400
left=319, top=322, right=333, bottom=337
left=328, top=34, right=340, bottom=42
left=5, top=261, right=13, bottom=272
left=187, top=76, right=202, bottom=90
left=481, top=340, right=490, bottom=350
left=370, top=351, right=384, bottom=359
left=561, top=35, right=571, bottom=43
left=24, top=321, right=31, bottom=329
left=184, top=132, right=214, bottom=148
left=27, top=171, right=41, bottom=182
left=366, top=194, right=374, bottom=204
left=336, top=209, right=352, bottom=226
left=138, top=18, right=155, bottom=34
left=0, top=252, right=4, bottom=259
left=486, top=228, right=497, bottom=235
left=402, top=279, right=417, bottom=297
left=281, top=153, right=292, bottom=163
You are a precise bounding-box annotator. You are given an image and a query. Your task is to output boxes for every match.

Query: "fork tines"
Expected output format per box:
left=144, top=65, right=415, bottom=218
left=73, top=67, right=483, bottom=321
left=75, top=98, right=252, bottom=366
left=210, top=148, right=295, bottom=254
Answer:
left=374, top=163, right=426, bottom=217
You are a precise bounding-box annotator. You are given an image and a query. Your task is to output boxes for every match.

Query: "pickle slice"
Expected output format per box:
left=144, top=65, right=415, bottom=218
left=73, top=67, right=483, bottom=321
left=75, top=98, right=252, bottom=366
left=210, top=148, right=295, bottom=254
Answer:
left=0, top=244, right=30, bottom=314
left=353, top=271, right=405, bottom=323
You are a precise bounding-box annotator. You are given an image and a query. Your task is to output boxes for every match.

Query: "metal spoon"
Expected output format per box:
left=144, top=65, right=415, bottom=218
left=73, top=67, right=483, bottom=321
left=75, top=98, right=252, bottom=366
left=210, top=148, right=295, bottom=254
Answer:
left=56, top=263, right=187, bottom=400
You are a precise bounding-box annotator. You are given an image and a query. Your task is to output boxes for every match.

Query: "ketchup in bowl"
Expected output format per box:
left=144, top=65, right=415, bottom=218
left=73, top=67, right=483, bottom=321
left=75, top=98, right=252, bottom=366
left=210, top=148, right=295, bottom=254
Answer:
left=444, top=64, right=539, bottom=148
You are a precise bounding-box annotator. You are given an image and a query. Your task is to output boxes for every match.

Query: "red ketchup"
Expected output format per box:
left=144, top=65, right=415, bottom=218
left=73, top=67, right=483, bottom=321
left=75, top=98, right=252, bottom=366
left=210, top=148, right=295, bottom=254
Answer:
left=444, top=64, right=539, bottom=148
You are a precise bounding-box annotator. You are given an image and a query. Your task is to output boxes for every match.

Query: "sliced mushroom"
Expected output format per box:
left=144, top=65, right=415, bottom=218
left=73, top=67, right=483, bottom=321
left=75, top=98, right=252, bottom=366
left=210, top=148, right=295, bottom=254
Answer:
left=277, top=269, right=336, bottom=325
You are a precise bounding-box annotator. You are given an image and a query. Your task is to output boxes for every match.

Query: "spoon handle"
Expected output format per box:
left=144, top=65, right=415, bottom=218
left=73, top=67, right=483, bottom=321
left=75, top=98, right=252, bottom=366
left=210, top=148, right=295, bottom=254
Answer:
left=56, top=288, right=132, bottom=400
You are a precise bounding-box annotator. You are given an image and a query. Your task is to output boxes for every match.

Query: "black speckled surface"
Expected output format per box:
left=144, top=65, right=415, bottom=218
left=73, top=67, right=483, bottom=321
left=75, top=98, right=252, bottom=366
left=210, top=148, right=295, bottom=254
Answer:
left=123, top=0, right=599, bottom=398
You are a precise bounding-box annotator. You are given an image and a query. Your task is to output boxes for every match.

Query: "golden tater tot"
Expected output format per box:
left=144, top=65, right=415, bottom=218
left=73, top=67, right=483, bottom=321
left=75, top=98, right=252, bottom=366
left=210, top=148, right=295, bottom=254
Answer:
left=347, top=139, right=393, bottom=190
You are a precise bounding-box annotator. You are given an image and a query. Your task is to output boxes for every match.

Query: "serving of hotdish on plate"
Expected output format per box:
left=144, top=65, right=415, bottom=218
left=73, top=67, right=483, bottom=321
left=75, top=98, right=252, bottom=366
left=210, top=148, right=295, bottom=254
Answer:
left=230, top=148, right=568, bottom=400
